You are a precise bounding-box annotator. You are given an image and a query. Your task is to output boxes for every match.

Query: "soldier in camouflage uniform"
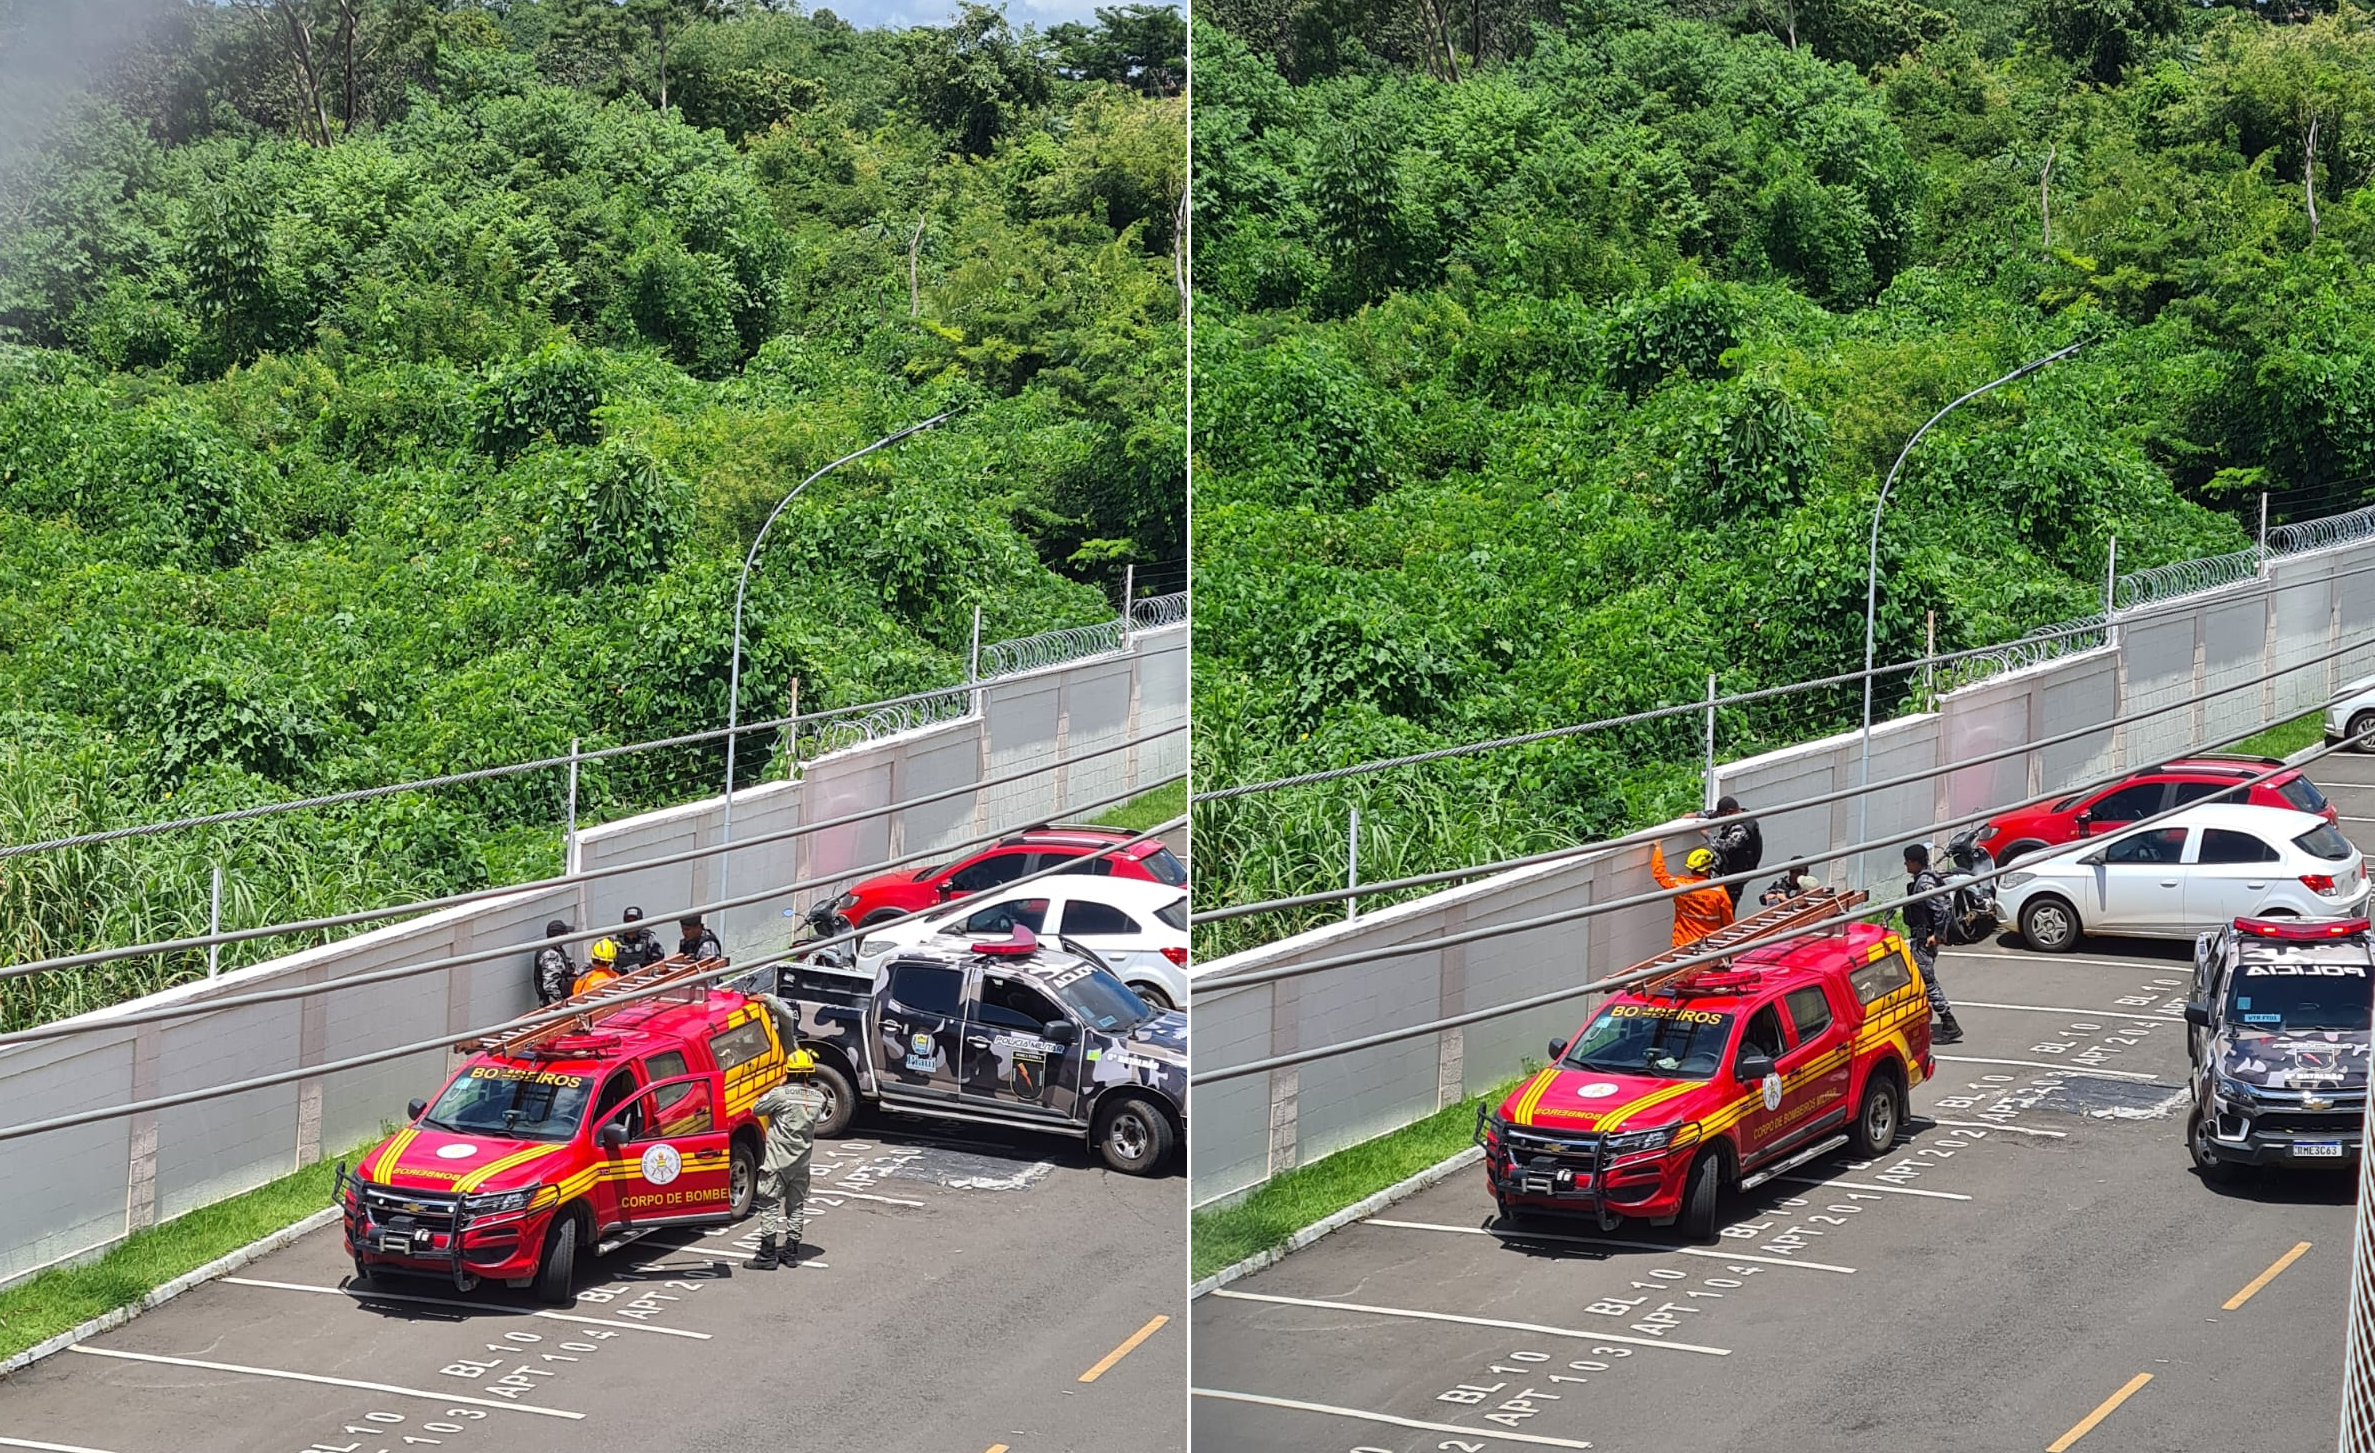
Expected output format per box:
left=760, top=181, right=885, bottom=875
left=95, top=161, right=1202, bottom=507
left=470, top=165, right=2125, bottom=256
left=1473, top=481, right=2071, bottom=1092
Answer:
left=748, top=991, right=826, bottom=1270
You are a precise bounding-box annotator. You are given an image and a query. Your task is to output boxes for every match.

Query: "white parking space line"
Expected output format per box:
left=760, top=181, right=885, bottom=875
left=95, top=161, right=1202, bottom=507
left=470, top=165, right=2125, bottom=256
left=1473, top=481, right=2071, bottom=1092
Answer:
left=1208, top=1288, right=1730, bottom=1354
left=1362, top=1218, right=1856, bottom=1273
left=1942, top=948, right=2183, bottom=971
left=1192, top=1388, right=1597, bottom=1448
left=223, top=1277, right=712, bottom=1337
left=1934, top=1055, right=2161, bottom=1082
left=1955, top=999, right=2184, bottom=1022
left=812, top=1190, right=927, bottom=1207
left=1926, top=1117, right=2069, bottom=1138
left=64, top=1346, right=585, bottom=1418
left=1773, top=1176, right=1972, bottom=1201
left=0, top=1438, right=123, bottom=1453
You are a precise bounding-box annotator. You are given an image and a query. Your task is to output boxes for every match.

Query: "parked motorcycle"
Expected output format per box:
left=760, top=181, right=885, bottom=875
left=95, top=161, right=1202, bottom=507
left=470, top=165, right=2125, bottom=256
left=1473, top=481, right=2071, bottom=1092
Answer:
left=1938, top=826, right=2003, bottom=946
left=788, top=899, right=859, bottom=972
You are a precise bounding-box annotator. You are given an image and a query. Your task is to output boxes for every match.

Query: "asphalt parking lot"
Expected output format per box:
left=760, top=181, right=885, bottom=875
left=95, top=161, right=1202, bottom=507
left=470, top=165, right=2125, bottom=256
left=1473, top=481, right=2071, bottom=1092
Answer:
left=1189, top=746, right=2375, bottom=1452
left=0, top=1118, right=1184, bottom=1453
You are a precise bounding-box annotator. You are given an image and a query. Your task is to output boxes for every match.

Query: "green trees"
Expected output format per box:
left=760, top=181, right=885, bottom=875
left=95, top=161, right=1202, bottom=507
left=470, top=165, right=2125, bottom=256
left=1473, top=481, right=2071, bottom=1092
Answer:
left=0, top=2, right=1184, bottom=1022
left=1190, top=0, right=2375, bottom=944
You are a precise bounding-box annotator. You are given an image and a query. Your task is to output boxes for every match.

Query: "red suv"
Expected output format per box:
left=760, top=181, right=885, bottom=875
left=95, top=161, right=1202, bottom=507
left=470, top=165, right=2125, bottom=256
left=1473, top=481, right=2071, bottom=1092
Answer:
left=1980, top=755, right=2337, bottom=867
left=839, top=824, right=1187, bottom=927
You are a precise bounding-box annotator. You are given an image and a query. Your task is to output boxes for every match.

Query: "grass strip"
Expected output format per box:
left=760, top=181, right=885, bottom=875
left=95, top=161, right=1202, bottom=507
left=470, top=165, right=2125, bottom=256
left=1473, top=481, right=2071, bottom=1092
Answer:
left=1086, top=779, right=1187, bottom=835
left=1190, top=1076, right=1527, bottom=1280
left=0, top=1138, right=377, bottom=1363
left=2232, top=710, right=2326, bottom=762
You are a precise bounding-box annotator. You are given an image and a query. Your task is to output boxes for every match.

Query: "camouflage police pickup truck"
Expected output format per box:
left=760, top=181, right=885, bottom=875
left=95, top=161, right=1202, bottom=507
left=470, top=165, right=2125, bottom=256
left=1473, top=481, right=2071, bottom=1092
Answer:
left=743, top=927, right=1186, bottom=1175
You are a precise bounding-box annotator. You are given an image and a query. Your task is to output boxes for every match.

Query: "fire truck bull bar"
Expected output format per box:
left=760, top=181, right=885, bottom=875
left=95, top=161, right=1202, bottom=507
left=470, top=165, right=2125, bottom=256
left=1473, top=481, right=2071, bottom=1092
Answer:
left=334, top=1160, right=487, bottom=1293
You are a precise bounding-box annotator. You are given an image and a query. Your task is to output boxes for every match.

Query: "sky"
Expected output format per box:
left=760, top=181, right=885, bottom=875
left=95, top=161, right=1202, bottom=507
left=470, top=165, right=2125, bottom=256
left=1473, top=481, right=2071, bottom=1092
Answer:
left=818, top=0, right=1163, bottom=31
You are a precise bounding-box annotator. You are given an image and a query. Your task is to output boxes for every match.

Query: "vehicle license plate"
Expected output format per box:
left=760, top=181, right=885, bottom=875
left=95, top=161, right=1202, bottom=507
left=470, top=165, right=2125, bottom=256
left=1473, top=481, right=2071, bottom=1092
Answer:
left=2295, top=1141, right=2344, bottom=1158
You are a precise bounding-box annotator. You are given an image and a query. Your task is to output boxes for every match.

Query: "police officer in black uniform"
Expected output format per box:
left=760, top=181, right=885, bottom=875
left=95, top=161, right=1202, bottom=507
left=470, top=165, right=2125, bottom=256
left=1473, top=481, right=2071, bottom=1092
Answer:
left=617, top=906, right=666, bottom=968
left=533, top=920, right=576, bottom=1006
left=678, top=913, right=724, bottom=961
left=1902, top=844, right=1965, bottom=1044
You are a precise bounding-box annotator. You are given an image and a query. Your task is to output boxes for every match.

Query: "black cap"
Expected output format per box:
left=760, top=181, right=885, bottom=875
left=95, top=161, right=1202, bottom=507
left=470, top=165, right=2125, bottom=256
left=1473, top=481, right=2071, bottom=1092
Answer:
left=623, top=906, right=645, bottom=923
left=679, top=915, right=702, bottom=930
left=545, top=919, right=569, bottom=937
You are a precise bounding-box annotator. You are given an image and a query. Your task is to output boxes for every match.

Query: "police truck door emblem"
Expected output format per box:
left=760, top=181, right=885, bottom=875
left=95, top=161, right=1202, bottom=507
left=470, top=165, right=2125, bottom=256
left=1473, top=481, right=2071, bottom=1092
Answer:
left=1760, top=1073, right=1785, bottom=1112
left=904, top=1031, right=937, bottom=1073
left=1576, top=1083, right=1620, bottom=1099
left=640, top=1144, right=681, bottom=1185
left=435, top=1143, right=477, bottom=1159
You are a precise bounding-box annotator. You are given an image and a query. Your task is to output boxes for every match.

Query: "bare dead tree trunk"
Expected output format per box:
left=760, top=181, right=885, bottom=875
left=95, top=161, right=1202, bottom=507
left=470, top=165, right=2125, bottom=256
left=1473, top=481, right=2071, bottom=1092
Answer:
left=280, top=0, right=333, bottom=146
left=2040, top=143, right=2054, bottom=248
left=2305, top=110, right=2321, bottom=241
left=1783, top=0, right=1797, bottom=49
left=657, top=10, right=670, bottom=111
left=1172, top=183, right=1189, bottom=321
left=908, top=210, right=927, bottom=318
left=335, top=0, right=360, bottom=133
left=1420, top=0, right=1462, bottom=81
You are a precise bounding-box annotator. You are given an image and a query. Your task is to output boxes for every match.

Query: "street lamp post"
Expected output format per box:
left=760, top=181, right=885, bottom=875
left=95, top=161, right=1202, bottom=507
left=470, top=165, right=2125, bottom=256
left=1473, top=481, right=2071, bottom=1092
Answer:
left=1855, top=338, right=2089, bottom=876
left=719, top=411, right=955, bottom=908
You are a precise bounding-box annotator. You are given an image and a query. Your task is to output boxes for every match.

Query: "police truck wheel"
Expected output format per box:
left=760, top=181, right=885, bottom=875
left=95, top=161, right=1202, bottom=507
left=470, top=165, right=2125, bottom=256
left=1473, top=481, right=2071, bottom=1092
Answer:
left=811, top=1062, right=857, bottom=1138
left=2020, top=894, right=2081, bottom=953
left=1095, top=1095, right=1174, bottom=1175
left=2189, top=1096, right=2235, bottom=1184
left=2353, top=712, right=2375, bottom=753
left=728, top=1142, right=757, bottom=1220
left=532, top=1216, right=577, bottom=1305
left=1677, top=1151, right=1723, bottom=1243
left=1128, top=981, right=1174, bottom=1011
left=1852, top=1070, right=1902, bottom=1157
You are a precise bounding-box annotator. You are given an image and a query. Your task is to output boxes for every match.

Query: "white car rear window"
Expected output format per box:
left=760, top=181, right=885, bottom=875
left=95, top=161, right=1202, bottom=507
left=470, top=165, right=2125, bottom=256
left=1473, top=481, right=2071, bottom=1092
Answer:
left=2295, top=824, right=2356, bottom=862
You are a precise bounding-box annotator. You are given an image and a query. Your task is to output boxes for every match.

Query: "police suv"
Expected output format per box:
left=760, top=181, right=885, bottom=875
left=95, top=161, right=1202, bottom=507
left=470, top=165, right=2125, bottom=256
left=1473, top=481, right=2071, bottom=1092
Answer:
left=2185, top=915, right=2375, bottom=1180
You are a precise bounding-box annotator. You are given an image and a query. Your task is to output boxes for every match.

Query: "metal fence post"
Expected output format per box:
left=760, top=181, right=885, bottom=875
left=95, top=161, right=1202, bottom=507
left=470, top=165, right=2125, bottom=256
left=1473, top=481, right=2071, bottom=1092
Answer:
left=1346, top=807, right=1361, bottom=923
left=2104, top=535, right=2120, bottom=649
left=564, top=736, right=580, bottom=877
left=206, top=865, right=222, bottom=979
left=969, top=603, right=984, bottom=717
left=1121, top=563, right=1136, bottom=644
left=2341, top=1070, right=2375, bottom=1449
left=782, top=678, right=800, bottom=780
left=2261, top=492, right=2270, bottom=559
left=1924, top=610, right=1936, bottom=703
left=1702, top=673, right=1719, bottom=813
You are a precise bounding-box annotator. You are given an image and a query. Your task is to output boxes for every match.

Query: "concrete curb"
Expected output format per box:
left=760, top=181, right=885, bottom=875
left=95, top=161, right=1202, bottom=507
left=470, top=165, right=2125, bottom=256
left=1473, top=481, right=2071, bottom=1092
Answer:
left=0, top=1205, right=340, bottom=1379
left=1190, top=1145, right=1483, bottom=1300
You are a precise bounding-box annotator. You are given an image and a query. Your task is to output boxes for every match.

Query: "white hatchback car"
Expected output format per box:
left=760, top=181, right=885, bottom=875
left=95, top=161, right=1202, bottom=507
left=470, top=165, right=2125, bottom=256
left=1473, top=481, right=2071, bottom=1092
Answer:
left=2328, top=674, right=2375, bottom=751
left=856, top=875, right=1190, bottom=1009
left=2000, top=803, right=2370, bottom=951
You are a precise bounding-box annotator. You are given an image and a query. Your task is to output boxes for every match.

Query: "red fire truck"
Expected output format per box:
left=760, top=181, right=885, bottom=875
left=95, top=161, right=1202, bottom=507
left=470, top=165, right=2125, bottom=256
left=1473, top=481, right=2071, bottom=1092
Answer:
left=1477, top=891, right=1936, bottom=1240
left=335, top=956, right=785, bottom=1302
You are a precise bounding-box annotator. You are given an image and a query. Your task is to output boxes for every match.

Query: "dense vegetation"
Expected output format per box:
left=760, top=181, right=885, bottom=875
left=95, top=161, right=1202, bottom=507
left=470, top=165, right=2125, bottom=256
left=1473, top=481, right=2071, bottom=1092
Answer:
left=1192, top=0, right=2375, bottom=952
left=0, top=0, right=1186, bottom=1026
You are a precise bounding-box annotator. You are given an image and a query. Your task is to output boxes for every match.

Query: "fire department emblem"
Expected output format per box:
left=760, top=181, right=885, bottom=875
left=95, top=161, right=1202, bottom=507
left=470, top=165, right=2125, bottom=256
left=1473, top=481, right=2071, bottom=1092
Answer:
left=1576, top=1082, right=1620, bottom=1099
left=640, top=1144, right=681, bottom=1186
left=1760, top=1073, right=1785, bottom=1112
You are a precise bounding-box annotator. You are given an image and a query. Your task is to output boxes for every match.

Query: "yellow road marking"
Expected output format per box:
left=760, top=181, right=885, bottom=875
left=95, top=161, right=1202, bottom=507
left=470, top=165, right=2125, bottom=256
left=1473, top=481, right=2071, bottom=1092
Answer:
left=1078, top=1314, right=1170, bottom=1383
left=2046, top=1373, right=2152, bottom=1451
left=986, top=1444, right=1010, bottom=1452
left=2225, top=1241, right=2313, bottom=1311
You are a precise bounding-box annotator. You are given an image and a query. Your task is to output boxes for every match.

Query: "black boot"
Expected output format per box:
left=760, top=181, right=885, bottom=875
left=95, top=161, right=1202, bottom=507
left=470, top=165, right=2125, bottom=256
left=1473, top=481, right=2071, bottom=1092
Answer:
left=1934, top=1013, right=1965, bottom=1045
left=745, top=1234, right=779, bottom=1271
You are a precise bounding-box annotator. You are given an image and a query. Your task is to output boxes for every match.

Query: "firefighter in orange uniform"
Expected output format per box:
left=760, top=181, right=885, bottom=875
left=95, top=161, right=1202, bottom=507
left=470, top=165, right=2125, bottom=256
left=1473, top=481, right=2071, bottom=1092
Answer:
left=1650, top=842, right=1735, bottom=948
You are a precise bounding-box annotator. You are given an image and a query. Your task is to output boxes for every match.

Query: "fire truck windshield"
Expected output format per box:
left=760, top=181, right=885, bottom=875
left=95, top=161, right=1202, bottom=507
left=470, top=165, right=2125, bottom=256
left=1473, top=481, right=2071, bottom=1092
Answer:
left=1561, top=1004, right=1737, bottom=1079
left=421, top=1067, right=598, bottom=1143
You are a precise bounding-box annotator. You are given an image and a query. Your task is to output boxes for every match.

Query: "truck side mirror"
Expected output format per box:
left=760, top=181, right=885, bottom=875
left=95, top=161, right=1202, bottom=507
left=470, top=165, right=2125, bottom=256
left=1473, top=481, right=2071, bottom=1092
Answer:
left=1737, top=1048, right=1777, bottom=1084
left=407, top=1098, right=427, bottom=1122
left=1547, top=1038, right=1569, bottom=1062
left=2183, top=1003, right=2210, bottom=1028
left=1042, top=1020, right=1079, bottom=1045
left=598, top=1123, right=628, bottom=1149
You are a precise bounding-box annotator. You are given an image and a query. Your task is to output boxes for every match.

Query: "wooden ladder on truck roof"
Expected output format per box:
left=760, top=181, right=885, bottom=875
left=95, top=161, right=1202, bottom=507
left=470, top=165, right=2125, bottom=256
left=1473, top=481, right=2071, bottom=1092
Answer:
left=459, top=954, right=731, bottom=1057
left=1634, top=888, right=1868, bottom=998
